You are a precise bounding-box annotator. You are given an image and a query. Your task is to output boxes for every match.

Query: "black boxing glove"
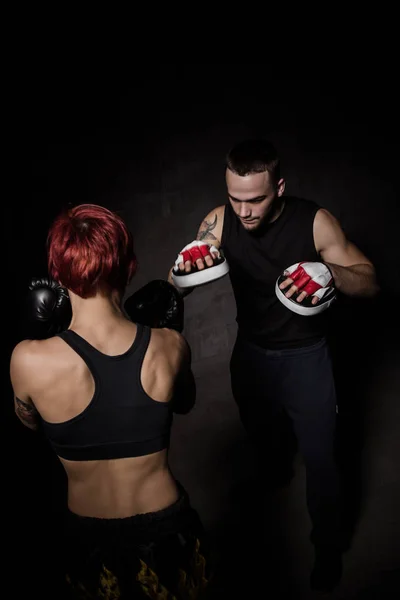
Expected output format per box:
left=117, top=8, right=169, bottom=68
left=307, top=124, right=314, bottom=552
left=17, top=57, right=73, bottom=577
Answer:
left=25, top=277, right=72, bottom=339
left=124, top=279, right=184, bottom=332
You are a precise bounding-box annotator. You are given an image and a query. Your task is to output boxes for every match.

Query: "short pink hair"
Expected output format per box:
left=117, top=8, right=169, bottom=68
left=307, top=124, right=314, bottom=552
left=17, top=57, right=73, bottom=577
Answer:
left=47, top=204, right=137, bottom=298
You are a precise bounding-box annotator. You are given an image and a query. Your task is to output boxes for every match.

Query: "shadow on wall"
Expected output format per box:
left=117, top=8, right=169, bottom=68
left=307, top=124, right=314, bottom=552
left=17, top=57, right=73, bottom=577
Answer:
left=327, top=288, right=398, bottom=548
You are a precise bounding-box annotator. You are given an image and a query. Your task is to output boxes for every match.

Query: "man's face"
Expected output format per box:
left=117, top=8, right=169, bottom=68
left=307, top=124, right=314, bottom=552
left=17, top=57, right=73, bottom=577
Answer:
left=225, top=169, right=285, bottom=231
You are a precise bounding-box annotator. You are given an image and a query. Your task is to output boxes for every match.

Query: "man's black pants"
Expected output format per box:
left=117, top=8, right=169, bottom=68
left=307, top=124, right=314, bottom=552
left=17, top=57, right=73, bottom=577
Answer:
left=230, top=335, right=344, bottom=550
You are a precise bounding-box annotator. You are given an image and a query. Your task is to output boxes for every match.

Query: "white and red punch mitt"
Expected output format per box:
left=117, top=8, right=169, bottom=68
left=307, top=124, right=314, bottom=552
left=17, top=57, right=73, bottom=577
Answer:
left=171, top=241, right=229, bottom=288
left=275, top=261, right=337, bottom=316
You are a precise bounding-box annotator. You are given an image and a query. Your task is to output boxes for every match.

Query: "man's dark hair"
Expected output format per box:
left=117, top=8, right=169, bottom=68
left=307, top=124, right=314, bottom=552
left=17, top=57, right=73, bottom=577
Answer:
left=226, top=139, right=280, bottom=183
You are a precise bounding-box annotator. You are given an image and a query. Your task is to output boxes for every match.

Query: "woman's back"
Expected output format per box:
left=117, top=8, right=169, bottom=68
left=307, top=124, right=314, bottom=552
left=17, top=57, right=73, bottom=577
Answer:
left=10, top=203, right=209, bottom=597
left=23, top=316, right=189, bottom=517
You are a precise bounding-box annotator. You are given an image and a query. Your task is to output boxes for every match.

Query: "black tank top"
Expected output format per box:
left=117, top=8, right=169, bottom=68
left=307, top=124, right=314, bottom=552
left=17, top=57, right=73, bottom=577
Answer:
left=221, top=196, right=327, bottom=349
left=41, top=324, right=172, bottom=461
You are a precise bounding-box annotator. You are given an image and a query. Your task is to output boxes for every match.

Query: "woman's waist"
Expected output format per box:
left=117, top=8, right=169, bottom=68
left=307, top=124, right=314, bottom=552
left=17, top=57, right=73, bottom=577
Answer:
left=64, top=453, right=179, bottom=519
left=63, top=481, right=199, bottom=552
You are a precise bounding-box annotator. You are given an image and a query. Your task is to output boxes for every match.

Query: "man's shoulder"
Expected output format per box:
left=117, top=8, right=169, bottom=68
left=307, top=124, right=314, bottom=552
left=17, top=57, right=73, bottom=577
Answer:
left=208, top=204, right=226, bottom=213
left=201, top=205, right=226, bottom=220
left=285, top=196, right=322, bottom=219
left=197, top=205, right=226, bottom=246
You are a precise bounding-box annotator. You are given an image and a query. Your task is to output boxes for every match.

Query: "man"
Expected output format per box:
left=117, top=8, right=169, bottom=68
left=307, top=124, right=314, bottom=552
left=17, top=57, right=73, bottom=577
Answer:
left=168, top=139, right=379, bottom=592
left=10, top=204, right=210, bottom=598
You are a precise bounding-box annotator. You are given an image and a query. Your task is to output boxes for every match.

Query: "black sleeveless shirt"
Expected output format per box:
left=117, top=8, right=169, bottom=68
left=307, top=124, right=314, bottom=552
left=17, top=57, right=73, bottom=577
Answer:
left=221, top=196, right=327, bottom=349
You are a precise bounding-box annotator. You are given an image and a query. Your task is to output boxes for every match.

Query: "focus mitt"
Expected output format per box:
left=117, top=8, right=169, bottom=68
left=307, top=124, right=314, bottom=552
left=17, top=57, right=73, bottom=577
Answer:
left=275, top=262, right=337, bottom=316
left=171, top=241, right=229, bottom=289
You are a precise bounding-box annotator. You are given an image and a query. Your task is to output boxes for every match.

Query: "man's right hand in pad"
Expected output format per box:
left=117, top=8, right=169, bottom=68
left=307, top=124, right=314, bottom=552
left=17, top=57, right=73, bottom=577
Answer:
left=174, top=241, right=221, bottom=273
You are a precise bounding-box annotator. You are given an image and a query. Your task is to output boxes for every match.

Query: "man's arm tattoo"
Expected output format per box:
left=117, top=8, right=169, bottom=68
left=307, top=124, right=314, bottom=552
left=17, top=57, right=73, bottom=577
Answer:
left=15, top=397, right=39, bottom=427
left=196, top=215, right=218, bottom=242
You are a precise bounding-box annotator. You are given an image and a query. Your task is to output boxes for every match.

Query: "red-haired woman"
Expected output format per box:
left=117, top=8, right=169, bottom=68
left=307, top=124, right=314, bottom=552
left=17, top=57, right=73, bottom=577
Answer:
left=10, top=204, right=210, bottom=599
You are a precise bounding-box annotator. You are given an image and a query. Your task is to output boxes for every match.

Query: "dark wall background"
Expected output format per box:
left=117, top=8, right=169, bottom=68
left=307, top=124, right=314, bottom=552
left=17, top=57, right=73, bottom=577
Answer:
left=6, top=66, right=400, bottom=597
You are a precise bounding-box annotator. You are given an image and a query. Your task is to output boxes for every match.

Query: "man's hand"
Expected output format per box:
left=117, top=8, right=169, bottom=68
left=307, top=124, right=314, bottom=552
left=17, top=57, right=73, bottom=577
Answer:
left=167, top=206, right=225, bottom=294
left=279, top=262, right=334, bottom=305
left=174, top=240, right=221, bottom=274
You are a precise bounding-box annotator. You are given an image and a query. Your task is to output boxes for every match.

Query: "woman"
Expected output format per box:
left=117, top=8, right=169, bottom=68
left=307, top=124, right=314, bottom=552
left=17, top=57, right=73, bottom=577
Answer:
left=10, top=204, right=210, bottom=599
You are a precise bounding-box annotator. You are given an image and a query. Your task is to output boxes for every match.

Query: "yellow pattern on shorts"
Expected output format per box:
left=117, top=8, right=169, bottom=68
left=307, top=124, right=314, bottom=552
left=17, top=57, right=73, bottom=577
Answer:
left=66, top=539, right=208, bottom=599
left=66, top=564, right=120, bottom=599
left=137, top=538, right=209, bottom=599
